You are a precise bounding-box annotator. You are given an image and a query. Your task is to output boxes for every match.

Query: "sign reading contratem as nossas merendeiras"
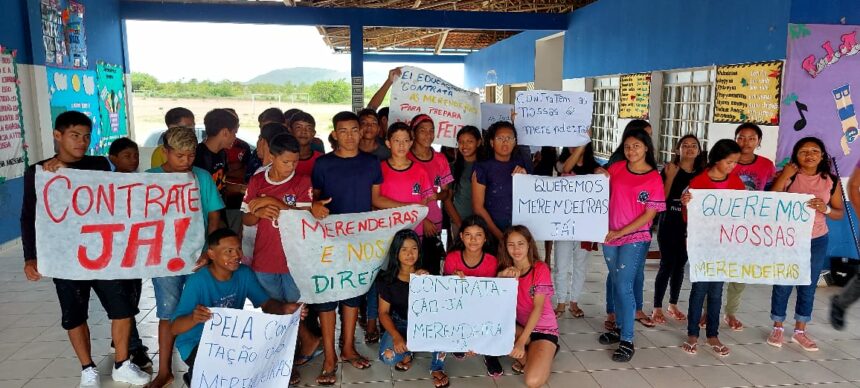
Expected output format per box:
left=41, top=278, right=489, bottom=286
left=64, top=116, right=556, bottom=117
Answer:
left=513, top=90, right=594, bottom=147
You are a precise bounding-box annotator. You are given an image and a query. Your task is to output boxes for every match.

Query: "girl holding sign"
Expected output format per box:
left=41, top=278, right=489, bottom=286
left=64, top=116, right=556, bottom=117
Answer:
left=600, top=128, right=665, bottom=362
left=443, top=126, right=484, bottom=242
left=768, top=137, right=843, bottom=351
left=497, top=226, right=557, bottom=388
left=376, top=230, right=449, bottom=388
left=680, top=139, right=746, bottom=357
left=651, top=135, right=706, bottom=324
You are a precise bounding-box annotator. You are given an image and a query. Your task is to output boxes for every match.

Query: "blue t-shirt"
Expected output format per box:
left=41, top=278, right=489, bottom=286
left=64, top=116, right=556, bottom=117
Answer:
left=146, top=166, right=226, bottom=230
left=172, top=265, right=270, bottom=360
left=474, top=156, right=532, bottom=231
left=311, top=152, right=383, bottom=214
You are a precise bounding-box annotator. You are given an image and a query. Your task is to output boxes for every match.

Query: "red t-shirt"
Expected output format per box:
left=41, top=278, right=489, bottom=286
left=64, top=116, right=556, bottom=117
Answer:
left=408, top=151, right=453, bottom=230
left=734, top=155, right=776, bottom=191
left=606, top=162, right=666, bottom=246
left=380, top=160, right=434, bottom=235
left=683, top=170, right=746, bottom=222
left=296, top=151, right=321, bottom=178
left=442, top=251, right=498, bottom=278
left=241, top=169, right=313, bottom=274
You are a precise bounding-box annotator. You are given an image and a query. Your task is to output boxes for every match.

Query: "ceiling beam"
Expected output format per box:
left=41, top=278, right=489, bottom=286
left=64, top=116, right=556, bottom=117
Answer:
left=434, top=29, right=449, bottom=54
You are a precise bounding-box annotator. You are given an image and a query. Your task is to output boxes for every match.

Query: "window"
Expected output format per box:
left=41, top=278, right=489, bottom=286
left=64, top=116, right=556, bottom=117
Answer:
left=659, top=68, right=715, bottom=163
left=591, top=76, right=620, bottom=159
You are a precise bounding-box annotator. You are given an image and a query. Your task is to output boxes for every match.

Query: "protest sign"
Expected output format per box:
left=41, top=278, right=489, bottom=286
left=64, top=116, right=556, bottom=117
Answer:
left=35, top=168, right=205, bottom=280
left=512, top=174, right=609, bottom=242
left=480, top=103, right=513, bottom=130
left=714, top=61, right=783, bottom=125
left=514, top=91, right=594, bottom=147
left=390, top=66, right=480, bottom=147
left=192, top=307, right=300, bottom=388
left=0, top=46, right=27, bottom=182
left=686, top=189, right=815, bottom=285
left=279, top=205, right=428, bottom=304
left=407, top=275, right=516, bottom=356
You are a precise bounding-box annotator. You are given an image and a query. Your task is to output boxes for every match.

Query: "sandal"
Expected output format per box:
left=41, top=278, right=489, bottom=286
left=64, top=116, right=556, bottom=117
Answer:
left=569, top=305, right=585, bottom=318
left=294, top=347, right=324, bottom=366
left=724, top=316, right=744, bottom=331
left=431, top=370, right=450, bottom=388
left=710, top=344, right=730, bottom=357
left=598, top=330, right=621, bottom=345
left=394, top=355, right=413, bottom=372
left=511, top=360, right=525, bottom=375
left=341, top=354, right=371, bottom=370
left=681, top=341, right=697, bottom=355
left=554, top=305, right=566, bottom=319
left=604, top=319, right=617, bottom=331
left=612, top=341, right=635, bottom=362
left=365, top=329, right=380, bottom=344
left=290, top=369, right=302, bottom=385
left=635, top=314, right=656, bottom=328
left=667, top=306, right=687, bottom=321
left=316, top=366, right=338, bottom=386
left=651, top=310, right=667, bottom=325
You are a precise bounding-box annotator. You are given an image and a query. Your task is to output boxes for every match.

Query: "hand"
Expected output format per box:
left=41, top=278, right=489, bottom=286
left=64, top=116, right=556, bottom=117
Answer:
left=807, top=198, right=828, bottom=213
left=248, top=195, right=281, bottom=213
left=254, top=205, right=281, bottom=221
left=415, top=269, right=430, bottom=275
left=393, top=336, right=409, bottom=354
left=42, top=158, right=66, bottom=172
left=422, top=219, right=437, bottom=237
left=680, top=191, right=692, bottom=206
left=510, top=109, right=517, bottom=124
left=464, top=351, right=477, bottom=358
left=388, top=67, right=403, bottom=83
left=512, top=166, right=527, bottom=175
left=664, top=162, right=679, bottom=179
left=498, top=267, right=520, bottom=278
left=605, top=230, right=623, bottom=243
left=595, top=166, right=609, bottom=177
left=192, top=305, right=212, bottom=323
left=311, top=198, right=331, bottom=219
left=509, top=343, right=526, bottom=360
left=454, top=270, right=466, bottom=279
left=24, top=260, right=41, bottom=281
left=781, top=163, right=799, bottom=179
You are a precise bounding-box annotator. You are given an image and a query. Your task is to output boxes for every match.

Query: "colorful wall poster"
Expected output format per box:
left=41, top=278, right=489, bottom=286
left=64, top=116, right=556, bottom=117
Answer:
left=95, top=62, right=128, bottom=155
left=619, top=73, right=650, bottom=119
left=47, top=67, right=101, bottom=153
left=40, top=0, right=88, bottom=68
left=714, top=61, right=783, bottom=125
left=778, top=24, right=860, bottom=173
left=0, top=46, right=27, bottom=183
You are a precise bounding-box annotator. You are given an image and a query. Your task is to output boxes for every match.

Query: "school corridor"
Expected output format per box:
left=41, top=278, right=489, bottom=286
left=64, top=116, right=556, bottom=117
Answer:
left=0, top=241, right=857, bottom=388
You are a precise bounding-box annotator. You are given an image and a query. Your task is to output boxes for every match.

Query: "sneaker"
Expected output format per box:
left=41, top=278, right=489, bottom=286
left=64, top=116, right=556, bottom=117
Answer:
left=80, top=366, right=100, bottom=388
left=598, top=330, right=621, bottom=345
left=112, top=360, right=151, bottom=385
left=131, top=349, right=153, bottom=370
left=791, top=330, right=819, bottom=351
left=831, top=296, right=846, bottom=331
left=766, top=327, right=784, bottom=347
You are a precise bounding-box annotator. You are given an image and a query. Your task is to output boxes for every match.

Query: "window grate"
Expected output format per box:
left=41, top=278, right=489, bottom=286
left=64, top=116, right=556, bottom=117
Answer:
left=659, top=68, right=715, bottom=163
left=591, top=77, right=620, bottom=159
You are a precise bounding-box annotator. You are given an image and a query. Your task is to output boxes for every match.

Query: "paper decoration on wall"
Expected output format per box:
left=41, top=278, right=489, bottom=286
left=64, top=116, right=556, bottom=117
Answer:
left=619, top=73, right=651, bottom=119
left=713, top=61, right=783, bottom=125
left=777, top=24, right=860, bottom=173
left=40, top=0, right=88, bottom=68
left=47, top=67, right=101, bottom=152
left=94, top=62, right=128, bottom=155
left=0, top=46, right=27, bottom=183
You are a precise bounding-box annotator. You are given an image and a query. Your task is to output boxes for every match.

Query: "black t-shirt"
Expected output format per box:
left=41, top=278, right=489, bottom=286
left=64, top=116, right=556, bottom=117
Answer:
left=194, top=144, right=227, bottom=192
left=21, top=156, right=111, bottom=261
left=659, top=168, right=697, bottom=233
left=378, top=276, right=410, bottom=319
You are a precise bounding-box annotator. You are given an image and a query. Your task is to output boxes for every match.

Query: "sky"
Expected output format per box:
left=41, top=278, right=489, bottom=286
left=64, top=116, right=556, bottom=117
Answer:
left=125, top=21, right=465, bottom=86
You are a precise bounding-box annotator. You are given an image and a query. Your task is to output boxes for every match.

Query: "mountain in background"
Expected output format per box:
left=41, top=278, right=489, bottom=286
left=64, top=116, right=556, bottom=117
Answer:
left=247, top=67, right=389, bottom=85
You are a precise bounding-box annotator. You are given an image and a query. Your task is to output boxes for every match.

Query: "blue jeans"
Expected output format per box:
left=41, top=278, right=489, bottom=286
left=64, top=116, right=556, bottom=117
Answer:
left=602, top=241, right=649, bottom=342
left=605, top=256, right=645, bottom=313
left=687, top=281, right=724, bottom=338
left=378, top=313, right=445, bottom=372
left=771, top=235, right=829, bottom=323
left=366, top=283, right=379, bottom=321
left=152, top=275, right=188, bottom=320
left=255, top=272, right=301, bottom=303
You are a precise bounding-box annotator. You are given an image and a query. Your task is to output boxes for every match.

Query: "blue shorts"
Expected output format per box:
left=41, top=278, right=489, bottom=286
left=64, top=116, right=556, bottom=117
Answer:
left=152, top=275, right=188, bottom=320
left=255, top=272, right=301, bottom=303
left=312, top=296, right=362, bottom=313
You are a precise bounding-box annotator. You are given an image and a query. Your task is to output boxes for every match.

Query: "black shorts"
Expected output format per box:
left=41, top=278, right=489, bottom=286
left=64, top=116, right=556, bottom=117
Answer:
left=54, top=278, right=138, bottom=330
left=529, top=332, right=560, bottom=355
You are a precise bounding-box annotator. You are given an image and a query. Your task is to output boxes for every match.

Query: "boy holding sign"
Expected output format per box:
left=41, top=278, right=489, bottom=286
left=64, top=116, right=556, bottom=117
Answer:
left=22, top=111, right=151, bottom=387
left=171, top=228, right=305, bottom=386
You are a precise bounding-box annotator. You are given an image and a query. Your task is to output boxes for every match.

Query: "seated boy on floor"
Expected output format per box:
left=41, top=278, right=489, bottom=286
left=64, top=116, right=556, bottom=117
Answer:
left=170, top=228, right=305, bottom=387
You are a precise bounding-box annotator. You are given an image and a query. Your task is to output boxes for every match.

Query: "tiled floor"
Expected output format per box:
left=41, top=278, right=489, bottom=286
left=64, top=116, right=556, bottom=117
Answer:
left=1, top=240, right=859, bottom=387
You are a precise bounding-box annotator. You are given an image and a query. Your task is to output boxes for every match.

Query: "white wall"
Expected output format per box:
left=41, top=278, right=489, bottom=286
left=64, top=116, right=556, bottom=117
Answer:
left=535, top=34, right=565, bottom=91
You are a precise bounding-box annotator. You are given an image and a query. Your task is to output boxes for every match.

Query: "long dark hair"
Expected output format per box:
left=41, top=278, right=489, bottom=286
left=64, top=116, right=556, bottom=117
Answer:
left=670, top=134, right=707, bottom=173
left=448, top=215, right=490, bottom=254
left=608, top=120, right=652, bottom=166
left=496, top=225, right=541, bottom=272
left=706, top=139, right=741, bottom=168
left=451, top=126, right=483, bottom=191
left=558, top=143, right=601, bottom=174
left=619, top=128, right=658, bottom=170
left=790, top=136, right=835, bottom=179
left=379, top=229, right=422, bottom=285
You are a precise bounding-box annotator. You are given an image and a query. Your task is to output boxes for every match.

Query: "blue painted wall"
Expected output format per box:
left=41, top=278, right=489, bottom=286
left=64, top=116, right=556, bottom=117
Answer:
left=789, top=0, right=860, bottom=24
left=464, top=30, right=560, bottom=89
left=1, top=0, right=33, bottom=64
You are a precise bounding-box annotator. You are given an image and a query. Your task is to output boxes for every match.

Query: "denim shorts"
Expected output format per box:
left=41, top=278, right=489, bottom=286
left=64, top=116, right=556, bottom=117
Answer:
left=255, top=272, right=301, bottom=303
left=311, top=296, right=362, bottom=313
left=152, top=275, right=188, bottom=320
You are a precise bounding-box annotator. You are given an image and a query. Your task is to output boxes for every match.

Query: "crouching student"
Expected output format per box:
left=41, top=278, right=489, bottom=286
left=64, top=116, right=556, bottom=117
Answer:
left=497, top=226, right=558, bottom=388
left=171, top=229, right=306, bottom=387
left=376, top=230, right=448, bottom=388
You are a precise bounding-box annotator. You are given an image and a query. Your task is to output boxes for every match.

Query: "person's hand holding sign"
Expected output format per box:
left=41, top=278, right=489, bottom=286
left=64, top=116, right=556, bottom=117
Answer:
left=192, top=305, right=213, bottom=323
left=512, top=165, right=527, bottom=175
left=41, top=158, right=66, bottom=173
left=311, top=198, right=331, bottom=219
left=422, top=219, right=437, bottom=237
left=24, top=260, right=41, bottom=281
left=604, top=230, right=623, bottom=243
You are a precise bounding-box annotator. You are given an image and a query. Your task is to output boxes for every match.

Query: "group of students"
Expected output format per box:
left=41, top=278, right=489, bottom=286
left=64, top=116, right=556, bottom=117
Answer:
left=19, top=94, right=860, bottom=388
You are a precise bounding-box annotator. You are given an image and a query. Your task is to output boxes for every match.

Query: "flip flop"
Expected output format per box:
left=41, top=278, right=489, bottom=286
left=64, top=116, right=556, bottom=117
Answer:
left=294, top=347, right=324, bottom=366
left=394, top=355, right=413, bottom=372
left=365, top=329, right=380, bottom=344
left=666, top=307, right=687, bottom=321
left=636, top=315, right=656, bottom=328
left=511, top=360, right=525, bottom=375
left=554, top=307, right=566, bottom=318
left=651, top=312, right=667, bottom=325
left=724, top=316, right=744, bottom=331
left=569, top=305, right=585, bottom=318
left=341, top=354, right=371, bottom=370
left=710, top=344, right=730, bottom=357
left=290, top=369, right=302, bottom=385
left=681, top=341, right=697, bottom=355
left=431, top=371, right=450, bottom=388
left=316, top=366, right=338, bottom=386
left=604, top=319, right=617, bottom=331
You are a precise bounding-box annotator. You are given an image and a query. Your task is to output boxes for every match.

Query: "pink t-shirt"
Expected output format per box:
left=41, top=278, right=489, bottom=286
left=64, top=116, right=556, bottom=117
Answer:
left=515, top=261, right=558, bottom=336
left=606, top=162, right=666, bottom=246
left=380, top=160, right=434, bottom=235
left=296, top=151, right=322, bottom=178
left=735, top=155, right=776, bottom=191
left=241, top=169, right=313, bottom=274
left=408, top=151, right=453, bottom=230
left=787, top=173, right=835, bottom=238
left=442, top=251, right=498, bottom=278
